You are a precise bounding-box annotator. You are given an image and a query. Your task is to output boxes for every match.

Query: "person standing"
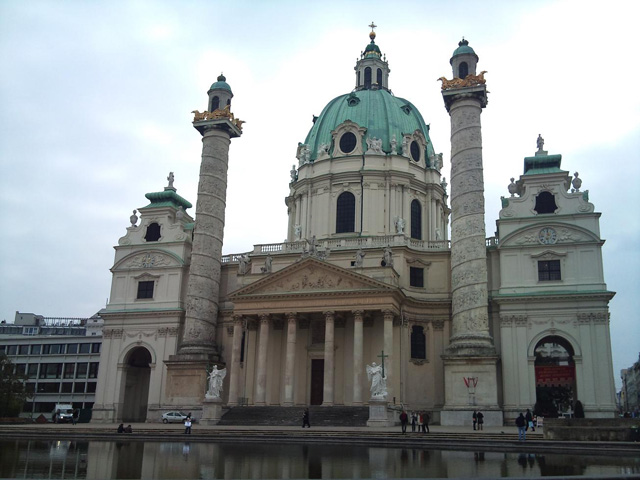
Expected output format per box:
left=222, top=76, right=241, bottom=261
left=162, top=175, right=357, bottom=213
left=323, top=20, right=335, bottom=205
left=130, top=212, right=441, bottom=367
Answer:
left=516, top=413, right=526, bottom=441
left=184, top=416, right=192, bottom=434
left=476, top=411, right=484, bottom=430
left=423, top=411, right=430, bottom=433
left=411, top=411, right=417, bottom=432
left=525, top=409, right=535, bottom=432
left=302, top=408, right=311, bottom=428
left=472, top=410, right=477, bottom=430
left=399, top=410, right=408, bottom=434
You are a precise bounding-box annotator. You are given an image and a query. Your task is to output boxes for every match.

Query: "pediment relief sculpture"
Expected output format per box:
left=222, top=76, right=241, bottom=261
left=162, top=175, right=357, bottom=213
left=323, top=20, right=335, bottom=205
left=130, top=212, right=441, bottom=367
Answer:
left=116, top=251, right=181, bottom=270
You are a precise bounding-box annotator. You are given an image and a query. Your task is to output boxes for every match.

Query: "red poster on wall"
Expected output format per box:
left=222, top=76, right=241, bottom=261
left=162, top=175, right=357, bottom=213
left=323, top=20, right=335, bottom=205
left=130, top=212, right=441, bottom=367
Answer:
left=535, top=365, right=575, bottom=386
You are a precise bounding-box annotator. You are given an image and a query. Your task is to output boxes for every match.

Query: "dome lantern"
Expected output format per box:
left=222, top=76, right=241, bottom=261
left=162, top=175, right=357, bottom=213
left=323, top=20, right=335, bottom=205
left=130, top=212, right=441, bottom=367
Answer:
left=354, top=22, right=390, bottom=91
left=450, top=38, right=479, bottom=80
left=207, top=73, right=233, bottom=112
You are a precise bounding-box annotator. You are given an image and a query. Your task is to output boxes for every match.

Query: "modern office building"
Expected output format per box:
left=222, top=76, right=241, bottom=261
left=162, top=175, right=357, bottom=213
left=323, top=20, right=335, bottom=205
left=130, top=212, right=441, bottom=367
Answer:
left=0, top=312, right=103, bottom=418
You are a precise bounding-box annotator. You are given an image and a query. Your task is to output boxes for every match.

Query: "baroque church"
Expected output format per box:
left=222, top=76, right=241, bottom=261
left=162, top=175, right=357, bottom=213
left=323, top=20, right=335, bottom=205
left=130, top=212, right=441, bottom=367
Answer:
left=92, top=29, right=617, bottom=425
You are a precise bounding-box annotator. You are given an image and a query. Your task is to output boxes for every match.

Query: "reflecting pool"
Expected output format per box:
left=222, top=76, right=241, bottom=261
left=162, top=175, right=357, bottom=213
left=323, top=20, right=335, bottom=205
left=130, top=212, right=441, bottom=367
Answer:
left=0, top=439, right=638, bottom=479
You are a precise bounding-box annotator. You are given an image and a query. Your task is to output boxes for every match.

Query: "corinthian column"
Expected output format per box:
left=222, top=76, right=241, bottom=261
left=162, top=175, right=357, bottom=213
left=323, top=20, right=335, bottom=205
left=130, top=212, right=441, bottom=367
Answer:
left=283, top=313, right=297, bottom=406
left=383, top=310, right=394, bottom=399
left=255, top=314, right=270, bottom=405
left=227, top=315, right=244, bottom=406
left=323, top=311, right=335, bottom=406
left=352, top=310, right=364, bottom=405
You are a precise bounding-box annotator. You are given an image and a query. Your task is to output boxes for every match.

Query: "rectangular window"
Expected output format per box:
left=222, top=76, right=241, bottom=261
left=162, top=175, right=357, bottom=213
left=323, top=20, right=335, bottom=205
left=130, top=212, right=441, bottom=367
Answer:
left=30, top=344, right=41, bottom=355
left=15, top=364, right=26, bottom=376
left=37, top=382, right=60, bottom=394
left=79, top=343, right=91, bottom=354
left=61, top=382, right=73, bottom=393
left=86, top=382, right=97, bottom=393
left=88, top=363, right=99, bottom=379
left=74, top=382, right=85, bottom=393
left=42, top=363, right=62, bottom=379
left=91, top=343, right=101, bottom=354
left=66, top=344, right=78, bottom=354
left=22, top=326, right=38, bottom=335
left=63, top=363, right=76, bottom=379
left=76, top=363, right=88, bottom=379
left=42, top=345, right=51, bottom=355
left=28, top=364, right=39, bottom=378
left=25, top=383, right=36, bottom=395
left=7, top=345, right=17, bottom=356
left=18, top=345, right=29, bottom=355
left=538, top=260, right=561, bottom=281
left=49, top=344, right=62, bottom=355
left=137, top=280, right=155, bottom=299
left=410, top=267, right=424, bottom=288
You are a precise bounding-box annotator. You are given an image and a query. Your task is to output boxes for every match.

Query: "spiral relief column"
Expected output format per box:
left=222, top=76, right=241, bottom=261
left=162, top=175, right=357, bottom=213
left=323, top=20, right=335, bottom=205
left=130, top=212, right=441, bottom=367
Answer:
left=165, top=76, right=243, bottom=409
left=440, top=40, right=500, bottom=426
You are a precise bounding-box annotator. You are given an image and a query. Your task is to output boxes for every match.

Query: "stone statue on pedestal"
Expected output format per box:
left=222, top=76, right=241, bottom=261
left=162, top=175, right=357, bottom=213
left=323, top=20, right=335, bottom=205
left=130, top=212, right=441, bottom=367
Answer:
left=366, top=362, right=387, bottom=398
left=205, top=365, right=227, bottom=399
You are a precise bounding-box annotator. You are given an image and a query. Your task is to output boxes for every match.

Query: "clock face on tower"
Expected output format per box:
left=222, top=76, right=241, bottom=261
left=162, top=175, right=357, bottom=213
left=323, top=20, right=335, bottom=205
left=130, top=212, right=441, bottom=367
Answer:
left=538, top=227, right=557, bottom=245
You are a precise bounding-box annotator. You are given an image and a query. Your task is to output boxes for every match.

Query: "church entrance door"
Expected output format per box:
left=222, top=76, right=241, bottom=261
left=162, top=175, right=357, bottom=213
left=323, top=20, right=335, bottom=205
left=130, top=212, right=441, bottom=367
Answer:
left=310, top=359, right=324, bottom=405
left=122, top=346, right=151, bottom=422
left=534, top=336, right=577, bottom=418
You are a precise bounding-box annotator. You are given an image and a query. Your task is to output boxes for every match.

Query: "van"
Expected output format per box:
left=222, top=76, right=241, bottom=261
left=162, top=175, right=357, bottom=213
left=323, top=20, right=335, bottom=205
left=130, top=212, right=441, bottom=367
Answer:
left=52, top=404, right=74, bottom=423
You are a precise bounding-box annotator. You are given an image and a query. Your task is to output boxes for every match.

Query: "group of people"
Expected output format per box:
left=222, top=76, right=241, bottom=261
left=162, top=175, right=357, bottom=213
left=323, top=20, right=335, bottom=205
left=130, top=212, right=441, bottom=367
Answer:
left=117, top=424, right=133, bottom=433
left=472, top=410, right=484, bottom=430
left=399, top=410, right=430, bottom=433
left=515, top=409, right=537, bottom=441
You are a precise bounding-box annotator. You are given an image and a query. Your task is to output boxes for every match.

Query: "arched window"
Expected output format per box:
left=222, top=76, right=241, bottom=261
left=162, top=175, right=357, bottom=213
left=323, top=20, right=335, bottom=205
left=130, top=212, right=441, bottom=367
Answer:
left=364, top=67, right=372, bottom=89
left=357, top=71, right=360, bottom=87
left=211, top=96, right=220, bottom=111
left=411, top=326, right=426, bottom=359
left=534, top=191, right=557, bottom=214
left=376, top=68, right=382, bottom=87
left=336, top=192, right=356, bottom=233
left=144, top=222, right=161, bottom=242
left=459, top=62, right=468, bottom=79
left=411, top=200, right=422, bottom=240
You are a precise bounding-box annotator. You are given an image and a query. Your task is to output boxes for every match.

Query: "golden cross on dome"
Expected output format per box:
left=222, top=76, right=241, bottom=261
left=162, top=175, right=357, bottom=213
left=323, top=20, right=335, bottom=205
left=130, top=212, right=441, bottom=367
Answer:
left=369, top=22, right=377, bottom=32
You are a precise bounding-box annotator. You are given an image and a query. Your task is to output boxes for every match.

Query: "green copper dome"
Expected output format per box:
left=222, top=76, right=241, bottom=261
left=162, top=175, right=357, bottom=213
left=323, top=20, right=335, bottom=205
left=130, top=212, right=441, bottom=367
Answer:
left=304, top=89, right=435, bottom=162
left=209, top=73, right=232, bottom=92
left=452, top=38, right=477, bottom=58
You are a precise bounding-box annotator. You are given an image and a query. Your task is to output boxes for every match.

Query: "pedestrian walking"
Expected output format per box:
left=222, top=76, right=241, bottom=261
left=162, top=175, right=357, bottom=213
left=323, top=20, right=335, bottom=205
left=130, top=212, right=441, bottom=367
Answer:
left=302, top=408, right=311, bottom=428
left=400, top=410, right=408, bottom=433
left=516, top=412, right=526, bottom=441
left=476, top=411, right=484, bottom=430
left=525, top=409, right=535, bottom=432
left=472, top=410, right=477, bottom=430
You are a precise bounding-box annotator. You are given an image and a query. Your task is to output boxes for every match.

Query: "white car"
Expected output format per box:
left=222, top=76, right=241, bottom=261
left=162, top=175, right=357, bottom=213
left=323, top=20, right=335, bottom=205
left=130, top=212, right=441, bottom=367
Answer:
left=161, top=411, right=194, bottom=424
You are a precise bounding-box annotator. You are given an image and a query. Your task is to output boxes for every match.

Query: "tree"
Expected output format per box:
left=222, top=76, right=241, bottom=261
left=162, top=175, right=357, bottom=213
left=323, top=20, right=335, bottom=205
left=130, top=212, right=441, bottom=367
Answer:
left=0, top=353, right=29, bottom=417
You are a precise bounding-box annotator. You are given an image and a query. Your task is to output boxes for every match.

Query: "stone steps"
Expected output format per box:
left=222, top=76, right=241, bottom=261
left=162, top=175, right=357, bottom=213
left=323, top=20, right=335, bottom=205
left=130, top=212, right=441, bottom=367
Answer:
left=218, top=406, right=370, bottom=427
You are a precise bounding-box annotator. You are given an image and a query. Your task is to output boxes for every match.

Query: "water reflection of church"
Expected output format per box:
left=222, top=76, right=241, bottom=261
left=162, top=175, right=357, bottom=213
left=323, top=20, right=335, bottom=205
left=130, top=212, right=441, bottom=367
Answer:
left=91, top=29, right=617, bottom=425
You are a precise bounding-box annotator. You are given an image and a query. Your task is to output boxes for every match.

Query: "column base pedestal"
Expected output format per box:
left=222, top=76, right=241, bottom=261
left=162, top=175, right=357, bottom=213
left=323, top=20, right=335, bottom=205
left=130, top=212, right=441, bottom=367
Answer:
left=440, top=354, right=503, bottom=426
left=367, top=397, right=393, bottom=427
left=200, top=397, right=223, bottom=425
left=164, top=353, right=210, bottom=409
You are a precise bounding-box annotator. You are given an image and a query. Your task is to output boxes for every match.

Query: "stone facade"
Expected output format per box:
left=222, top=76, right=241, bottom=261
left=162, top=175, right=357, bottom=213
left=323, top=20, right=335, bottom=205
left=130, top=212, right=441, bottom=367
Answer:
left=93, top=34, right=617, bottom=425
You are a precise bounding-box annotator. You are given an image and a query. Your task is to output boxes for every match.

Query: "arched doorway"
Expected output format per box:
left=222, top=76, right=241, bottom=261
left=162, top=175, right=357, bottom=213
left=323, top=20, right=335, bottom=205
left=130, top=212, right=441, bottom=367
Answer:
left=534, top=336, right=576, bottom=418
left=122, top=347, right=152, bottom=422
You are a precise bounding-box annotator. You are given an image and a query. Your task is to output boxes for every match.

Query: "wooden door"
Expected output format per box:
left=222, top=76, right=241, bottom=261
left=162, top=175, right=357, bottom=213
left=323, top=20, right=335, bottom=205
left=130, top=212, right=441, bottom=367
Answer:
left=310, top=359, right=324, bottom=405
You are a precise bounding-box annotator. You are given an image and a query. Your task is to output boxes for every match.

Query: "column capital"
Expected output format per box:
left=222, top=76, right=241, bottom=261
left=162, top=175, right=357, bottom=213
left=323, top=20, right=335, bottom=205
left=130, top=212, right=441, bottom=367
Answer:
left=323, top=311, right=335, bottom=321
left=382, top=309, right=395, bottom=321
left=352, top=310, right=364, bottom=320
left=286, top=312, right=297, bottom=323
left=232, top=314, right=243, bottom=325
left=259, top=313, right=270, bottom=324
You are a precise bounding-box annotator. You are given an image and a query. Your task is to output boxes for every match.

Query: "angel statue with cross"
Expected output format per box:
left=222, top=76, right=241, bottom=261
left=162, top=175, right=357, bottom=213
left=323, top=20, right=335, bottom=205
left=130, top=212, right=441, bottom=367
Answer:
left=366, top=362, right=387, bottom=399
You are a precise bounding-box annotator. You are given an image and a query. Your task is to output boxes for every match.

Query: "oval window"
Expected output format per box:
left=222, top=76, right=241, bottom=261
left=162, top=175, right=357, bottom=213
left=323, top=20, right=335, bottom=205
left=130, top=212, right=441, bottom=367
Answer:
left=340, top=132, right=357, bottom=154
left=410, top=141, right=420, bottom=162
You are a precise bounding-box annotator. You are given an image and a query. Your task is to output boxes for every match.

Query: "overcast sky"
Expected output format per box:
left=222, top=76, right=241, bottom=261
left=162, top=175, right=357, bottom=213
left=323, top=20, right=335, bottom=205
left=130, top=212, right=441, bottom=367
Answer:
left=1, top=0, right=638, bottom=389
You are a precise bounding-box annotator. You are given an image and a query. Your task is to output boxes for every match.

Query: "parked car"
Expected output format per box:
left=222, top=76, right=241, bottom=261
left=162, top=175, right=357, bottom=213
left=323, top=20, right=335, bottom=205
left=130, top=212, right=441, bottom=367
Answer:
left=52, top=404, right=74, bottom=423
left=161, top=411, right=195, bottom=424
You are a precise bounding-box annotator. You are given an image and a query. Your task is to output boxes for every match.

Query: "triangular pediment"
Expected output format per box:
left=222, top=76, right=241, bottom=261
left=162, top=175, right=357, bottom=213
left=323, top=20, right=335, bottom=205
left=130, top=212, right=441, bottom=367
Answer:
left=229, top=257, right=396, bottom=299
